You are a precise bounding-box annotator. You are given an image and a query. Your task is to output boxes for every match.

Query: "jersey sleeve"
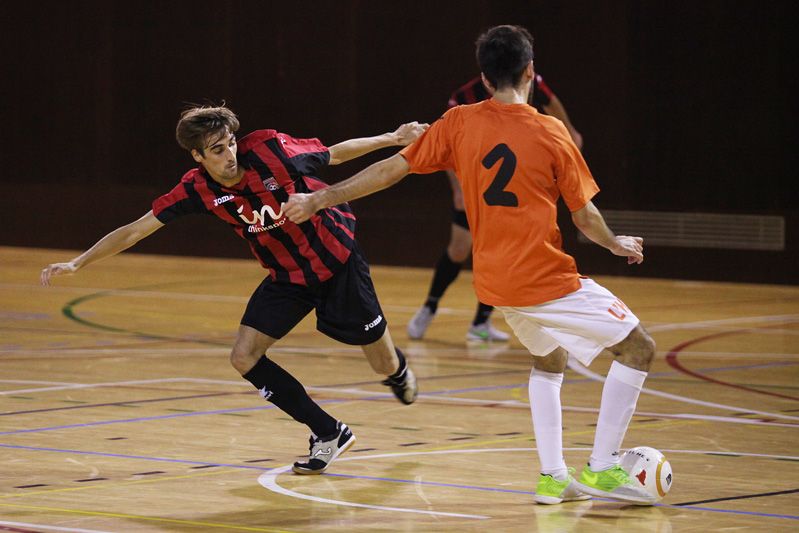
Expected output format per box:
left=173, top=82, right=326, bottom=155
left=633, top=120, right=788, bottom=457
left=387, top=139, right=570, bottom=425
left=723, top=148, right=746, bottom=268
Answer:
left=277, top=133, right=330, bottom=177
left=399, top=111, right=455, bottom=174
left=552, top=123, right=599, bottom=211
left=152, top=181, right=206, bottom=223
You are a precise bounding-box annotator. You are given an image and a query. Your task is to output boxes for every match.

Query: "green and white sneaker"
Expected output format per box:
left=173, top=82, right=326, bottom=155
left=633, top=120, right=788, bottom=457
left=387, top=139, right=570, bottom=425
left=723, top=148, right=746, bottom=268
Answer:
left=573, top=464, right=657, bottom=505
left=534, top=467, right=591, bottom=505
left=466, top=320, right=510, bottom=342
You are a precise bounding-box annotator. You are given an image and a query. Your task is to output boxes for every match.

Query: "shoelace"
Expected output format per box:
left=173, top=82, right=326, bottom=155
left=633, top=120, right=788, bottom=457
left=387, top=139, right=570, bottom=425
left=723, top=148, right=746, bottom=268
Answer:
left=606, top=466, right=631, bottom=483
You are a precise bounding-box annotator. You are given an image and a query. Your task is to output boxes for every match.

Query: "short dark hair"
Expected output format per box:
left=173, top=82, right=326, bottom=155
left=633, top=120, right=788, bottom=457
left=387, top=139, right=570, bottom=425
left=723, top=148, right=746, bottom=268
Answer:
left=175, top=105, right=240, bottom=155
left=475, top=25, right=534, bottom=90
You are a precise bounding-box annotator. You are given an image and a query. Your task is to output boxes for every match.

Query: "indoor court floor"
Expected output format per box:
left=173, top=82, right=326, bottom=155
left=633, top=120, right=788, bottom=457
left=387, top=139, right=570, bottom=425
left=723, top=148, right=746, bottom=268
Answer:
left=1, top=246, right=798, bottom=532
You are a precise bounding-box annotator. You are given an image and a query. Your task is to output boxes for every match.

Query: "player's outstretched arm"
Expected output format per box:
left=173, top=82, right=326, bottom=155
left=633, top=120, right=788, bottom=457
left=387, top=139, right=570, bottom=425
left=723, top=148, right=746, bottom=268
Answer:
left=41, top=210, right=165, bottom=285
left=328, top=122, right=428, bottom=165
left=284, top=153, right=410, bottom=223
left=571, top=201, right=644, bottom=264
left=543, top=94, right=583, bottom=150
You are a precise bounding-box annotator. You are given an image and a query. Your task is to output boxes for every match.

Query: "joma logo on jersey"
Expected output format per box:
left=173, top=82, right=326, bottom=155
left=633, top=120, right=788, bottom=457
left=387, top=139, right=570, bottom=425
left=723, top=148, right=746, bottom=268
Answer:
left=237, top=204, right=284, bottom=225
left=364, top=315, right=383, bottom=331
left=214, top=194, right=235, bottom=207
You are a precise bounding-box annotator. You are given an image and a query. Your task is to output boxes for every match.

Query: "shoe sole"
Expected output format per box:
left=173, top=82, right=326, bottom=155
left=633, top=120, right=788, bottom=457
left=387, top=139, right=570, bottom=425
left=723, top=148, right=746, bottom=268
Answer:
left=534, top=494, right=592, bottom=505
left=466, top=333, right=510, bottom=342
left=571, top=480, right=656, bottom=505
left=291, top=434, right=356, bottom=476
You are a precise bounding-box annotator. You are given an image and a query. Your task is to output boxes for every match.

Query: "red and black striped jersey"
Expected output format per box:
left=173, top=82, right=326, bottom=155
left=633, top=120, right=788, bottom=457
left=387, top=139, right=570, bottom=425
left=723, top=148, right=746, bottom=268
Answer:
left=447, top=74, right=555, bottom=112
left=152, top=129, right=356, bottom=286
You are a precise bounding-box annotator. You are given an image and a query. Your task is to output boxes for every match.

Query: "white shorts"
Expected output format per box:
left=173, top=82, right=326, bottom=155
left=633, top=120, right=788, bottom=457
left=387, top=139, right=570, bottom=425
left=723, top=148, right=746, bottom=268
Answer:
left=498, top=278, right=639, bottom=366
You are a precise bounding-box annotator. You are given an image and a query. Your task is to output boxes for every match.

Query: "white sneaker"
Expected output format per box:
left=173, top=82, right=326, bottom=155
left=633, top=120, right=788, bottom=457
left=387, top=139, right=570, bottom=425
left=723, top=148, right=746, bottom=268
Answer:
left=382, top=365, right=418, bottom=405
left=292, top=421, right=356, bottom=475
left=466, top=320, right=510, bottom=342
left=407, top=306, right=434, bottom=340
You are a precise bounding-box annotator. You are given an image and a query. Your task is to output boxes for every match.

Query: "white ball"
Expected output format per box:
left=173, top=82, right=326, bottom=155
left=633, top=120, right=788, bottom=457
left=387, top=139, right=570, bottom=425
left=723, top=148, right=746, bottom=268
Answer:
left=620, top=446, right=673, bottom=502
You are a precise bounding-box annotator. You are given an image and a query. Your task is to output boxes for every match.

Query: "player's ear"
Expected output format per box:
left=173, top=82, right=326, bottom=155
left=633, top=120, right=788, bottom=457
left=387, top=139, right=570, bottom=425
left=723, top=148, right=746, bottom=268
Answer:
left=525, top=61, right=534, bottom=80
left=480, top=73, right=495, bottom=94
left=191, top=149, right=204, bottom=163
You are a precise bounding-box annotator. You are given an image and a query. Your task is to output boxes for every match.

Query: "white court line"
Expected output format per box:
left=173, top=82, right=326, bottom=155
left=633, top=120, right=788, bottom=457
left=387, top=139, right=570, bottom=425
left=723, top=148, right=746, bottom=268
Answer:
left=566, top=358, right=799, bottom=422
left=647, top=314, right=799, bottom=333
left=0, top=379, right=78, bottom=385
left=0, top=282, right=249, bottom=304
left=5, top=345, right=799, bottom=359
left=0, top=520, right=113, bottom=533
left=4, top=376, right=796, bottom=428
left=0, top=377, right=195, bottom=396
left=179, top=378, right=798, bottom=428
left=258, top=463, right=489, bottom=520
left=258, top=447, right=799, bottom=518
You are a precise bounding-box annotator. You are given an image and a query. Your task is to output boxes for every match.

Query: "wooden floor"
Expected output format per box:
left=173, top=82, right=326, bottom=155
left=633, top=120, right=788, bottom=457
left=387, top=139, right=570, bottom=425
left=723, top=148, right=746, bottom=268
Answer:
left=1, top=245, right=798, bottom=532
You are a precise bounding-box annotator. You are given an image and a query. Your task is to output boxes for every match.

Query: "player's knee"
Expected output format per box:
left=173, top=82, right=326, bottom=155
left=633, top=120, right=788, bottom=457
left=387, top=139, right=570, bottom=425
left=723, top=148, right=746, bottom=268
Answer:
left=533, top=347, right=568, bottom=373
left=447, top=241, right=470, bottom=263
left=230, top=345, right=261, bottom=375
left=618, top=328, right=656, bottom=371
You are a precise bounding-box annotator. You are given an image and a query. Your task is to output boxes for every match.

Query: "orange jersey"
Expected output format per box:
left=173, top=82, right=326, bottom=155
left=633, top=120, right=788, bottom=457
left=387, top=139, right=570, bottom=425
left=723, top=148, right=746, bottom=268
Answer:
left=400, top=98, right=599, bottom=306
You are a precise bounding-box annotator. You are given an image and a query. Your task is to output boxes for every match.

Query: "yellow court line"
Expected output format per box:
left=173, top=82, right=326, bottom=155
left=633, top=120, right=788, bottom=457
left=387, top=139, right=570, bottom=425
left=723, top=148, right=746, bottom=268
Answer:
left=1, top=467, right=239, bottom=499
left=0, top=502, right=294, bottom=532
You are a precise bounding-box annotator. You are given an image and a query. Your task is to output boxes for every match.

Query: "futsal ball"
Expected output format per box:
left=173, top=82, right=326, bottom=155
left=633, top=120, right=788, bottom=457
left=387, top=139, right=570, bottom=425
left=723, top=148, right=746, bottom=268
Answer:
left=620, top=446, right=673, bottom=502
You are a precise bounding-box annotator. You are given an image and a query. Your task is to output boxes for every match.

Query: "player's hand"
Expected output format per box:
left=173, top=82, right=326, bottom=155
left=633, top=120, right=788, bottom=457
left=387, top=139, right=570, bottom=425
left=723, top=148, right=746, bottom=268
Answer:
left=610, top=236, right=644, bottom=264
left=41, top=261, right=78, bottom=286
left=283, top=193, right=319, bottom=224
left=392, top=121, right=429, bottom=146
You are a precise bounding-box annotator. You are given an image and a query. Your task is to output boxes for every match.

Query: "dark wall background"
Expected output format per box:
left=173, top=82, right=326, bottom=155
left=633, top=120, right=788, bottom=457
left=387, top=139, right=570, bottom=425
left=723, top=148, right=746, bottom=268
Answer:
left=2, top=1, right=796, bottom=283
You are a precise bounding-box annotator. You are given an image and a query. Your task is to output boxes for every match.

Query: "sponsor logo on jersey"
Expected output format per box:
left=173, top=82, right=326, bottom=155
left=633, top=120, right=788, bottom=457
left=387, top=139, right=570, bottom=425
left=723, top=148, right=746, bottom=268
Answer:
left=364, top=315, right=383, bottom=331
left=238, top=204, right=284, bottom=225
left=214, top=194, right=235, bottom=207
left=247, top=219, right=287, bottom=233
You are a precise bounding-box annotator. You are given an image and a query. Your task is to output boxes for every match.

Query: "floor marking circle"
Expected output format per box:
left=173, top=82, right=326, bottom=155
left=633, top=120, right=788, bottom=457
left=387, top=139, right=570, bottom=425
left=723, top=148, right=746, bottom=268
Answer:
left=258, top=447, right=799, bottom=518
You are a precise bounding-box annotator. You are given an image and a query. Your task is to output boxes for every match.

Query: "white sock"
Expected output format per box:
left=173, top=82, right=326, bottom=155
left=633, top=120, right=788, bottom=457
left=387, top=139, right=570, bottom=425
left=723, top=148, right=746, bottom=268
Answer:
left=589, top=360, right=648, bottom=472
left=529, top=368, right=568, bottom=481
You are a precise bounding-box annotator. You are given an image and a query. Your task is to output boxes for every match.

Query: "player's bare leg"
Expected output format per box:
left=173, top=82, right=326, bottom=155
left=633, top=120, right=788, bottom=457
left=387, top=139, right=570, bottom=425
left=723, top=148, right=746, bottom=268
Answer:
left=363, top=329, right=418, bottom=404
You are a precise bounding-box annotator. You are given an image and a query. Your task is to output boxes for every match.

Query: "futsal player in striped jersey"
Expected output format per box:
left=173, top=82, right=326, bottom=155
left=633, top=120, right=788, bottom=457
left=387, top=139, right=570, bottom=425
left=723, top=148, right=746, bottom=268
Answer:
left=284, top=25, right=658, bottom=504
left=41, top=106, right=427, bottom=475
left=408, top=74, right=583, bottom=342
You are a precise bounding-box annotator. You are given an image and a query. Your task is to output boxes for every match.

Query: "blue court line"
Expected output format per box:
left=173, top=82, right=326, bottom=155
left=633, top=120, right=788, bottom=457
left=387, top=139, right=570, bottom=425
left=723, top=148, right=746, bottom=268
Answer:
left=1, top=443, right=797, bottom=521
left=3, top=360, right=796, bottom=436
left=0, top=405, right=277, bottom=435
left=0, top=394, right=393, bottom=436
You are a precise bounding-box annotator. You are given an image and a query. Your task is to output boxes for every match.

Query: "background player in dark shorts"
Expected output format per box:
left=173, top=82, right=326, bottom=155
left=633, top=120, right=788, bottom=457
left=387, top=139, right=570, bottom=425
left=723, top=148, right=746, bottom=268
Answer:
left=41, top=105, right=428, bottom=475
left=407, top=74, right=584, bottom=342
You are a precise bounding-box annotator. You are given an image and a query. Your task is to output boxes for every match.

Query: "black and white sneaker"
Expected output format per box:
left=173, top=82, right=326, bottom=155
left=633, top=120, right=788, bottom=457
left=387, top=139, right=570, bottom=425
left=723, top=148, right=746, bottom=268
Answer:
left=382, top=365, right=418, bottom=405
left=292, top=421, right=356, bottom=475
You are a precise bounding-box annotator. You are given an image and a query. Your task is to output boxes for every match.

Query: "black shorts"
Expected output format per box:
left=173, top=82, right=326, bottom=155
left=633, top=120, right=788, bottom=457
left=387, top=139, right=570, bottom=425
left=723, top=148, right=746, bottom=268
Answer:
left=452, top=208, right=469, bottom=230
left=240, top=245, right=387, bottom=345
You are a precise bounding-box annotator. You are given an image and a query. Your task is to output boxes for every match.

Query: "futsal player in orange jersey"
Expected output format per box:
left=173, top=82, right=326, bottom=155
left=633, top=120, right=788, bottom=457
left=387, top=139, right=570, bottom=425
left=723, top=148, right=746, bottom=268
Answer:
left=284, top=25, right=658, bottom=504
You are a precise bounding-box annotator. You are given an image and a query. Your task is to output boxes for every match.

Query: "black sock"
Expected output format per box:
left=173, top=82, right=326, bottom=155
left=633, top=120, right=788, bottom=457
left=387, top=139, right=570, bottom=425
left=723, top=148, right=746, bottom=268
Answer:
left=388, top=348, right=407, bottom=380
left=424, top=252, right=463, bottom=313
left=472, top=302, right=493, bottom=326
left=243, top=355, right=337, bottom=437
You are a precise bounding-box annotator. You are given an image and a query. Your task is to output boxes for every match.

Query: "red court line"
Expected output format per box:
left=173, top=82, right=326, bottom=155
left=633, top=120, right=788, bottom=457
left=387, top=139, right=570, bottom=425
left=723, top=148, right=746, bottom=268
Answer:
left=665, top=329, right=799, bottom=402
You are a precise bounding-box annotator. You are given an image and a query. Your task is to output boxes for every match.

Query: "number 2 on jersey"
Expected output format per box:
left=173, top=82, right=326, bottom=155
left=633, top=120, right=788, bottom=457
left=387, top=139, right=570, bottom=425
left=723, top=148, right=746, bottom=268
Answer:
left=482, top=143, right=518, bottom=207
